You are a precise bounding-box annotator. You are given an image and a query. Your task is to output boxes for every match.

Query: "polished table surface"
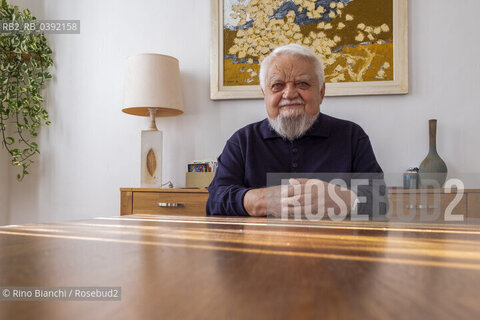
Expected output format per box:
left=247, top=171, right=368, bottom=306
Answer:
left=1, top=215, right=480, bottom=319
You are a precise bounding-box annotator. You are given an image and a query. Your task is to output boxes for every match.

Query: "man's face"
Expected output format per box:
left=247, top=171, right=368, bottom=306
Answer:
left=263, top=54, right=325, bottom=120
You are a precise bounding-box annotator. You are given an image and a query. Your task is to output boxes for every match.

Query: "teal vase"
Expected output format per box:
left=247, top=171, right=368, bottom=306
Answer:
left=418, top=119, right=448, bottom=188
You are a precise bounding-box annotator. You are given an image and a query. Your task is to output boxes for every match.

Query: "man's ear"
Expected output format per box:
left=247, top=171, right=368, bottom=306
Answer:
left=318, top=82, right=326, bottom=104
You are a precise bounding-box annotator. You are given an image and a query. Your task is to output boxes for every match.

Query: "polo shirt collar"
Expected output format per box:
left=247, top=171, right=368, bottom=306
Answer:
left=260, top=112, right=330, bottom=140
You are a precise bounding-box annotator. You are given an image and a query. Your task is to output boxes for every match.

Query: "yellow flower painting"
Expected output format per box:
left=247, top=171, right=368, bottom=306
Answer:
left=223, top=0, right=394, bottom=86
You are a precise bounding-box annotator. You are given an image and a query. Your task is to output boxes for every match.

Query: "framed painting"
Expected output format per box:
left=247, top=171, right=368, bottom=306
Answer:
left=210, top=0, right=408, bottom=100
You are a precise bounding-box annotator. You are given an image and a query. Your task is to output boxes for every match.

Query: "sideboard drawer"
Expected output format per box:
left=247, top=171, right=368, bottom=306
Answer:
left=388, top=193, right=467, bottom=220
left=132, top=191, right=208, bottom=216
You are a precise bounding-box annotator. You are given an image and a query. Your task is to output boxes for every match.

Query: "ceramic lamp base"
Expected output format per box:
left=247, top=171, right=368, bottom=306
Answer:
left=141, top=130, right=162, bottom=187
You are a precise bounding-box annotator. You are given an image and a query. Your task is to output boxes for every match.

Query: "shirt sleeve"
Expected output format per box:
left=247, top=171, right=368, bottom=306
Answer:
left=206, top=138, right=252, bottom=216
left=352, top=135, right=383, bottom=173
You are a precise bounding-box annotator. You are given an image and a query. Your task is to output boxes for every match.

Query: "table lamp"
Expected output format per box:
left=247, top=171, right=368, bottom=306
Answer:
left=123, top=53, right=184, bottom=187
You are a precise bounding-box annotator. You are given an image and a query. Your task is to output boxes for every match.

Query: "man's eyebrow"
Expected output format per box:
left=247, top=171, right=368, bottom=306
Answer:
left=268, top=76, right=283, bottom=83
left=268, top=74, right=313, bottom=83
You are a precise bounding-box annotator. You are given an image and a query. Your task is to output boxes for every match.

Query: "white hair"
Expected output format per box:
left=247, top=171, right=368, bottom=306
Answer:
left=259, top=44, right=325, bottom=90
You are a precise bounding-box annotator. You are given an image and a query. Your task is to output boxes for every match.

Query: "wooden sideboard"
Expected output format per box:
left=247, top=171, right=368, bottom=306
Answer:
left=120, top=187, right=480, bottom=218
left=388, top=188, right=480, bottom=220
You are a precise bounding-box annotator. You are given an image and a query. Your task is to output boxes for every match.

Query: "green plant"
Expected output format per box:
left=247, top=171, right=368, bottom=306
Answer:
left=0, top=0, right=53, bottom=180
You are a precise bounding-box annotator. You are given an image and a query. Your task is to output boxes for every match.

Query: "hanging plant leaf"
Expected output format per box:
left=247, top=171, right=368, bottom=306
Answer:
left=0, top=0, right=53, bottom=181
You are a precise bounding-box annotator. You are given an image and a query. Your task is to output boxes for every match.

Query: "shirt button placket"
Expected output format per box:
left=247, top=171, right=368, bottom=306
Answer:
left=291, top=144, right=299, bottom=172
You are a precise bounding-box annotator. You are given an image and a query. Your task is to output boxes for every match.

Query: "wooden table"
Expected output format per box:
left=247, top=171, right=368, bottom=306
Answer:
left=1, top=215, right=480, bottom=319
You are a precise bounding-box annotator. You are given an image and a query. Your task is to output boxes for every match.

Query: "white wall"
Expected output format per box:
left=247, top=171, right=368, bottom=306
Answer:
left=2, top=0, right=480, bottom=224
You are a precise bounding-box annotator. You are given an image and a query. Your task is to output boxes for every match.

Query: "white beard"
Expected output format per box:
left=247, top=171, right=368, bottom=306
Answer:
left=268, top=104, right=319, bottom=141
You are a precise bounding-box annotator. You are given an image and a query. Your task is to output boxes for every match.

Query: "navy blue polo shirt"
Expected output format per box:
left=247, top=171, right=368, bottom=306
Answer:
left=206, top=112, right=384, bottom=216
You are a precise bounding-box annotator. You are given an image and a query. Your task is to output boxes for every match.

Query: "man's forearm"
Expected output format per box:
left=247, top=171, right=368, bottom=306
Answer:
left=243, top=188, right=267, bottom=216
left=243, top=181, right=358, bottom=217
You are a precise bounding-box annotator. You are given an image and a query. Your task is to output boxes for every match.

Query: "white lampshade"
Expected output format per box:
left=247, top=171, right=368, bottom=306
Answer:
left=123, top=53, right=184, bottom=117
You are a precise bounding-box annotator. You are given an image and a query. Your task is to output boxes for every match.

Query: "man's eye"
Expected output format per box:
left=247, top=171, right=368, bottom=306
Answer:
left=296, top=82, right=310, bottom=89
left=271, top=83, right=283, bottom=90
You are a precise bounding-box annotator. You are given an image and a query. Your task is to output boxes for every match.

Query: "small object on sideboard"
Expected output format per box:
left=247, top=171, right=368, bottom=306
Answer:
left=403, top=167, right=419, bottom=189
left=418, top=119, right=448, bottom=188
left=186, top=159, right=217, bottom=188
left=186, top=172, right=215, bottom=188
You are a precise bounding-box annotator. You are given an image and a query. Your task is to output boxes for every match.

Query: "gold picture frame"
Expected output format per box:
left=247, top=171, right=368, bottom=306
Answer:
left=210, top=0, right=408, bottom=100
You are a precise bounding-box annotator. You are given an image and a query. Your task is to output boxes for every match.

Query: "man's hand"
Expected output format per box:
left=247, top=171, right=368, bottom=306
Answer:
left=243, top=178, right=357, bottom=218
left=278, top=178, right=356, bottom=219
left=243, top=188, right=268, bottom=216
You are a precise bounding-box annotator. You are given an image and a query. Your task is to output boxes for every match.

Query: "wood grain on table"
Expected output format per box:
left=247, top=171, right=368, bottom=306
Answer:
left=1, top=215, right=479, bottom=320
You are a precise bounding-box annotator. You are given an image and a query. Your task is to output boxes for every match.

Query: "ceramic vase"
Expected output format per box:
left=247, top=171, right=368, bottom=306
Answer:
left=418, top=119, right=448, bottom=188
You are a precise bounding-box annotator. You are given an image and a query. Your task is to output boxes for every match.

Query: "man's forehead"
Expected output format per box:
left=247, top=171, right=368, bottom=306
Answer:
left=267, top=56, right=316, bottom=81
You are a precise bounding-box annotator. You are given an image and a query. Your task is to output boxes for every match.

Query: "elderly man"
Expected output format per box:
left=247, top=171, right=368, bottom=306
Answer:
left=206, top=44, right=387, bottom=218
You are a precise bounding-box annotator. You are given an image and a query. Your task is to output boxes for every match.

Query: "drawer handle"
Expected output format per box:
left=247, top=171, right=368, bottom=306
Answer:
left=406, top=204, right=439, bottom=209
left=158, top=202, right=186, bottom=208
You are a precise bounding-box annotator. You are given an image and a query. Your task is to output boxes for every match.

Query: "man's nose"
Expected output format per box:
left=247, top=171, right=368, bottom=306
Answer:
left=283, top=83, right=299, bottom=99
